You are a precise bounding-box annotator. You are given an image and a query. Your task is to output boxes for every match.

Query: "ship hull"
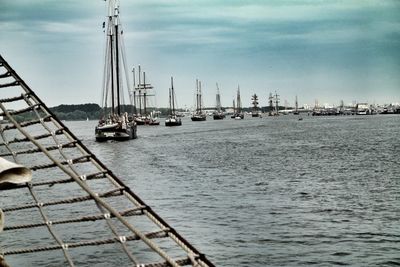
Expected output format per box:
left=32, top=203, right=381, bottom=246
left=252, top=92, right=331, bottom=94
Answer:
left=191, top=115, right=206, bottom=121
left=213, top=114, right=225, bottom=120
left=95, top=124, right=137, bottom=142
left=191, top=117, right=206, bottom=121
left=165, top=120, right=182, bottom=126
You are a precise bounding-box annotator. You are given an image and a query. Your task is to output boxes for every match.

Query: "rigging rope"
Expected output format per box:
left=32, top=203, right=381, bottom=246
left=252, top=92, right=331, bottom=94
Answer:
left=0, top=55, right=214, bottom=267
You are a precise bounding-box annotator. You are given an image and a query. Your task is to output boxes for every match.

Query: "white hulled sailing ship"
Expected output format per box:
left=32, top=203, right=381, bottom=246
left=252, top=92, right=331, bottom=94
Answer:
left=95, top=0, right=137, bottom=141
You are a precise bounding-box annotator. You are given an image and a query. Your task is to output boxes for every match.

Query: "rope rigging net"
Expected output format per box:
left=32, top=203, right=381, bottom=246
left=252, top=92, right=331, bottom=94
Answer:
left=0, top=55, right=214, bottom=267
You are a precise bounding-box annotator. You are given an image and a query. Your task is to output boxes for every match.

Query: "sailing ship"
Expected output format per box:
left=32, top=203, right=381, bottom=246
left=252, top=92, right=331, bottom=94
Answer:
left=230, top=99, right=236, bottom=118
left=268, top=91, right=280, bottom=116
left=165, top=77, right=182, bottom=126
left=191, top=79, right=207, bottom=121
left=251, top=94, right=260, bottom=117
left=95, top=0, right=137, bottom=141
left=293, top=95, right=299, bottom=115
left=232, top=86, right=244, bottom=120
left=213, top=83, right=225, bottom=120
left=131, top=66, right=160, bottom=125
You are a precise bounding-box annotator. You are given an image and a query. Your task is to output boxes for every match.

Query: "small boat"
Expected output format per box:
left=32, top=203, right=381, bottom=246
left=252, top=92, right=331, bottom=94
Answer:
left=213, top=83, right=225, bottom=120
left=165, top=77, right=182, bottom=126
left=191, top=79, right=207, bottom=121
left=95, top=0, right=137, bottom=141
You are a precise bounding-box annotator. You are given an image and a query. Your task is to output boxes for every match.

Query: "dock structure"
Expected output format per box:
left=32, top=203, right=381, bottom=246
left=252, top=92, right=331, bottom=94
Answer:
left=0, top=55, right=214, bottom=266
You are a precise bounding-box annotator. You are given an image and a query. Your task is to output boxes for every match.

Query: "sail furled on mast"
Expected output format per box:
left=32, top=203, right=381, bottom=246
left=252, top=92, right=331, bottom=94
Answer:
left=101, top=0, right=129, bottom=116
left=216, top=83, right=222, bottom=112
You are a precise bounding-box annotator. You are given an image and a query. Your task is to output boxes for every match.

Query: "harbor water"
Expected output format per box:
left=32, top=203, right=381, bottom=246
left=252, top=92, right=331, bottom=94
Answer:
left=66, top=115, right=399, bottom=266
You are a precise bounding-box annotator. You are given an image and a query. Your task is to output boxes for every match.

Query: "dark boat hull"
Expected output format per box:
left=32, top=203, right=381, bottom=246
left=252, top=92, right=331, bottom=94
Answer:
left=191, top=115, right=206, bottom=121
left=213, top=114, right=225, bottom=120
left=165, top=121, right=182, bottom=126
left=148, top=121, right=160, bottom=126
left=95, top=124, right=137, bottom=142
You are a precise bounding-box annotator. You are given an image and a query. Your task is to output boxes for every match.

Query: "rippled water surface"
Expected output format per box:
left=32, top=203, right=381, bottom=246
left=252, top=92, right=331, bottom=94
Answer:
left=63, top=115, right=398, bottom=266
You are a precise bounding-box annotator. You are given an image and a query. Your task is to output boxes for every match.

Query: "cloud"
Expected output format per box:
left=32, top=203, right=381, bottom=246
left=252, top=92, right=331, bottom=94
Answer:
left=1, top=0, right=399, bottom=106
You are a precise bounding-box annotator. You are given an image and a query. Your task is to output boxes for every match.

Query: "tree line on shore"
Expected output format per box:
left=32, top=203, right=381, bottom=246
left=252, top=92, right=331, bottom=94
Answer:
left=12, top=103, right=277, bottom=122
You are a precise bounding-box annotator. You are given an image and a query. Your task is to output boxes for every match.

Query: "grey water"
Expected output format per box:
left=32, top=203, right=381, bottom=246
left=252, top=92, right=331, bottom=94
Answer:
left=66, top=115, right=399, bottom=266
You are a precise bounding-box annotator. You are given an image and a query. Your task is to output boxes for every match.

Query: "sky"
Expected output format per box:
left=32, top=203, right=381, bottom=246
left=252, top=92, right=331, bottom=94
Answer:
left=1, top=0, right=400, bottom=108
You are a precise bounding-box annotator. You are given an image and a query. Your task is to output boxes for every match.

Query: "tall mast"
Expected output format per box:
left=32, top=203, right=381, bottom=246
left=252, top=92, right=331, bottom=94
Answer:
left=132, top=67, right=136, bottom=115
left=216, top=83, right=221, bottom=112
left=138, top=65, right=142, bottom=115
left=115, top=19, right=121, bottom=115
left=196, top=79, right=199, bottom=113
left=168, top=87, right=172, bottom=116
left=199, top=81, right=202, bottom=113
left=171, top=77, right=175, bottom=114
left=109, top=15, right=115, bottom=116
left=295, top=95, right=298, bottom=113
left=237, top=85, right=241, bottom=113
left=143, top=71, right=147, bottom=115
left=275, top=91, right=280, bottom=115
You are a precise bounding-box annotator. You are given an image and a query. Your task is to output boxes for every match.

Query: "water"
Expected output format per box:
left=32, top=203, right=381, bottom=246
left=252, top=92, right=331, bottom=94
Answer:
left=28, top=115, right=400, bottom=265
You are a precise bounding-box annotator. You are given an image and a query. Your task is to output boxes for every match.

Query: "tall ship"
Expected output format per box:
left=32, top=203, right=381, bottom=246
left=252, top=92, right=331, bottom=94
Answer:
left=191, top=79, right=207, bottom=121
left=232, top=86, right=244, bottom=120
left=165, top=77, right=182, bottom=126
left=268, top=91, right=280, bottom=116
left=293, top=95, right=299, bottom=115
left=95, top=0, right=137, bottom=141
left=251, top=94, right=260, bottom=117
left=230, top=99, right=236, bottom=118
left=131, top=66, right=160, bottom=125
left=213, top=83, right=225, bottom=120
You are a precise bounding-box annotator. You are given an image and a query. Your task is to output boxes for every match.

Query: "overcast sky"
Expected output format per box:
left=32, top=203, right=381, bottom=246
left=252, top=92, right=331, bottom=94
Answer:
left=1, top=0, right=399, bottom=108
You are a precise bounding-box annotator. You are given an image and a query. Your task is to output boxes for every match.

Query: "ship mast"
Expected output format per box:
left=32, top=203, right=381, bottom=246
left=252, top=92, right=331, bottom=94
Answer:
left=168, top=85, right=172, bottom=116
left=275, top=91, right=280, bottom=115
left=268, top=93, right=273, bottom=116
left=131, top=67, right=137, bottom=114
left=216, top=83, right=221, bottom=112
left=143, top=72, right=147, bottom=116
left=199, top=81, right=202, bottom=113
left=171, top=77, right=176, bottom=115
left=101, top=0, right=131, bottom=118
left=236, top=85, right=241, bottom=113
